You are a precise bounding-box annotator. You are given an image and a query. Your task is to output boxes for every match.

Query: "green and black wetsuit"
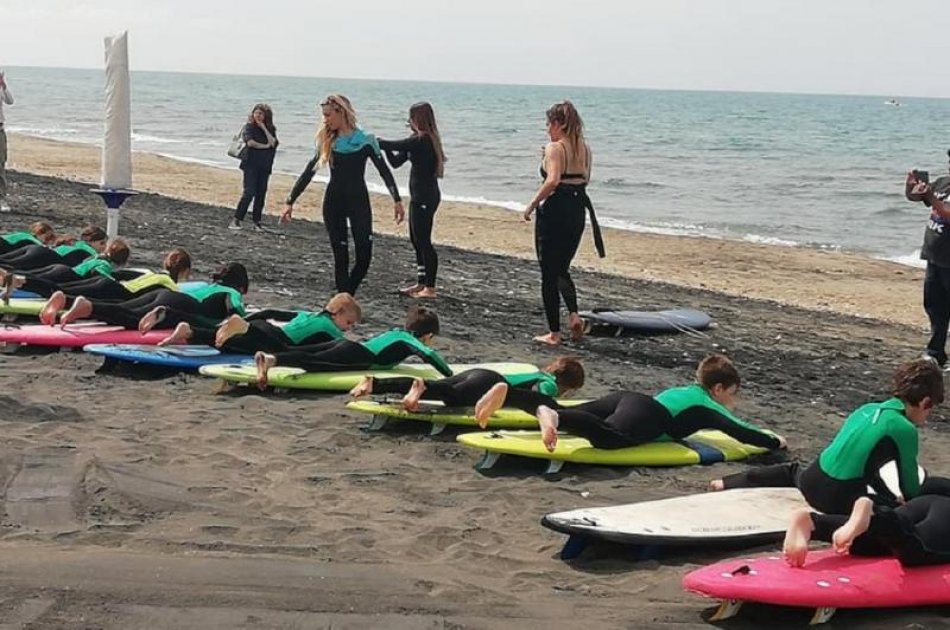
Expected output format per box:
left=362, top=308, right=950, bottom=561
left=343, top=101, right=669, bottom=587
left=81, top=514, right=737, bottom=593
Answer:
left=15, top=257, right=117, bottom=297
left=270, top=329, right=452, bottom=376
left=0, top=231, right=43, bottom=255
left=723, top=398, right=934, bottom=514
left=86, top=284, right=245, bottom=330
left=548, top=384, right=780, bottom=450
left=370, top=368, right=559, bottom=409
left=187, top=309, right=345, bottom=355
left=0, top=240, right=98, bottom=270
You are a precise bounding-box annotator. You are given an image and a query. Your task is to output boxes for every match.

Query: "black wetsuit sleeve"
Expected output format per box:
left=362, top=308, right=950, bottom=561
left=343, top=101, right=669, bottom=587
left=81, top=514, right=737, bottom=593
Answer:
left=368, top=147, right=402, bottom=202
left=374, top=340, right=452, bottom=377
left=286, top=154, right=320, bottom=205
left=379, top=136, right=419, bottom=169
left=245, top=308, right=298, bottom=322
left=675, top=406, right=782, bottom=449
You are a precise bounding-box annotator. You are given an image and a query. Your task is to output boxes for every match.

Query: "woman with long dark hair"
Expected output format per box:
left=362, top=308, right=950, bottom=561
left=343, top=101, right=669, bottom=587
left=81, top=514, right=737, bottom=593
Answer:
left=230, top=103, right=278, bottom=231
left=523, top=101, right=604, bottom=346
left=379, top=102, right=446, bottom=298
left=281, top=94, right=404, bottom=295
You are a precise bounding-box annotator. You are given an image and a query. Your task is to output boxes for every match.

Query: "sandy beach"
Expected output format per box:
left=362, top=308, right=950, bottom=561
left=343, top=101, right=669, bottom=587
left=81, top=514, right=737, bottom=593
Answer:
left=0, top=137, right=947, bottom=628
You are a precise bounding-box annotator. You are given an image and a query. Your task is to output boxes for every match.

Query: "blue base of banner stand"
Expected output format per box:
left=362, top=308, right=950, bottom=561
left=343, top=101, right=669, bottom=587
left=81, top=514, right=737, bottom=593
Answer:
left=91, top=188, right=138, bottom=238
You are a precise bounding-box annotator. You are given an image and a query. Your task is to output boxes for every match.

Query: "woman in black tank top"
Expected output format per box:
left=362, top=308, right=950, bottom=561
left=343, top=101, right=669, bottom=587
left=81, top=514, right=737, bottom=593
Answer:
left=523, top=101, right=604, bottom=346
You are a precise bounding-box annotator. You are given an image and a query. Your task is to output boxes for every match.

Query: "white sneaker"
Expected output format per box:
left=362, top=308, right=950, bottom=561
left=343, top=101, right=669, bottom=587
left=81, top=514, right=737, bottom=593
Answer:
left=228, top=219, right=242, bottom=230
left=0, top=201, right=10, bottom=213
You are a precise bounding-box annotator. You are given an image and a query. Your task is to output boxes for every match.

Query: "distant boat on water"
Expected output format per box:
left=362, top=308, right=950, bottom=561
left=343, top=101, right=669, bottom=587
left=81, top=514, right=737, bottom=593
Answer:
left=884, top=99, right=901, bottom=107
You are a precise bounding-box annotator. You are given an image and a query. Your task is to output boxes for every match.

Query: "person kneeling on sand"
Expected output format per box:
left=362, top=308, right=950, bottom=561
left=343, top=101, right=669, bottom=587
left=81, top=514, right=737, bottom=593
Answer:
left=518, top=354, right=784, bottom=453
left=254, top=305, right=449, bottom=388
left=159, top=292, right=361, bottom=354
left=783, top=493, right=950, bottom=568
left=711, top=358, right=950, bottom=515
left=349, top=357, right=586, bottom=427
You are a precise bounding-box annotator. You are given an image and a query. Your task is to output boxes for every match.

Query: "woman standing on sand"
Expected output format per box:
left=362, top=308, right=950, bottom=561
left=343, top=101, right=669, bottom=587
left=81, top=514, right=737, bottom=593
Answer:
left=281, top=94, right=404, bottom=296
left=523, top=101, right=604, bottom=346
left=379, top=102, right=446, bottom=299
left=230, top=104, right=278, bottom=231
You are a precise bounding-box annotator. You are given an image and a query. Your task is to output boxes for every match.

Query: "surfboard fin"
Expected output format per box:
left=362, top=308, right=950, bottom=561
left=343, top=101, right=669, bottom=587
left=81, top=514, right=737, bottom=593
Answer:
left=809, top=607, right=836, bottom=625
left=709, top=599, right=743, bottom=621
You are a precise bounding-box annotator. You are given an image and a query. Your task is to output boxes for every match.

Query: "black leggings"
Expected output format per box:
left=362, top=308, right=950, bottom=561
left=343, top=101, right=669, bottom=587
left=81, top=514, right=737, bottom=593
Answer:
left=723, top=461, right=950, bottom=515
left=535, top=187, right=586, bottom=332
left=56, top=275, right=138, bottom=302
left=324, top=194, right=373, bottom=295
left=234, top=164, right=271, bottom=224
left=16, top=264, right=87, bottom=297
left=371, top=368, right=558, bottom=413
left=0, top=239, right=37, bottom=256
left=89, top=290, right=233, bottom=330
left=810, top=495, right=950, bottom=566
left=0, top=245, right=85, bottom=271
left=188, top=320, right=335, bottom=355
left=409, top=195, right=439, bottom=287
left=272, top=339, right=375, bottom=372
left=551, top=391, right=673, bottom=450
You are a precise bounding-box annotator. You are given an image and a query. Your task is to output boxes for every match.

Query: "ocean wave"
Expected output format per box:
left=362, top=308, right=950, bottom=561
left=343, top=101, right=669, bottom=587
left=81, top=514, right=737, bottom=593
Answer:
left=131, top=132, right=186, bottom=144
left=8, top=126, right=81, bottom=136
left=880, top=250, right=926, bottom=268
left=601, top=177, right=666, bottom=190
left=743, top=233, right=802, bottom=247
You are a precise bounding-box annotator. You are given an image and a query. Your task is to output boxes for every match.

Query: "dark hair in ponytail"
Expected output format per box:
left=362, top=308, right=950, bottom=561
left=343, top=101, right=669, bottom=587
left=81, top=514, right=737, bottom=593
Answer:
left=211, top=262, right=249, bottom=293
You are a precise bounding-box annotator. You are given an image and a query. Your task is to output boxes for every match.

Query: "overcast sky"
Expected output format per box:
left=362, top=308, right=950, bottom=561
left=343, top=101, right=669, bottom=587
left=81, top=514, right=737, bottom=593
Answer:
left=2, top=0, right=948, bottom=97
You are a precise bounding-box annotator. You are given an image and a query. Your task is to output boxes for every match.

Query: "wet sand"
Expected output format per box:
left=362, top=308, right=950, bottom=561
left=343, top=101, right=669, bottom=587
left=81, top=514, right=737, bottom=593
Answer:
left=0, top=156, right=947, bottom=628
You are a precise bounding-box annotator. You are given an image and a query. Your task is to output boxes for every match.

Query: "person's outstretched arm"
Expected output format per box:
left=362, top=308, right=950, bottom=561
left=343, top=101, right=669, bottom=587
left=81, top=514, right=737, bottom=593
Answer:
left=379, top=136, right=418, bottom=169
left=281, top=154, right=321, bottom=223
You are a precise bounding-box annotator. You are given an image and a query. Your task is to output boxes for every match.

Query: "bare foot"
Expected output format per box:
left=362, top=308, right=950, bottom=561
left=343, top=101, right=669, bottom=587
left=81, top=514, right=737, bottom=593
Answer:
left=708, top=479, right=725, bottom=492
left=568, top=312, right=584, bottom=342
left=401, top=377, right=426, bottom=411
left=60, top=296, right=93, bottom=328
left=783, top=508, right=815, bottom=567
left=537, top=405, right=560, bottom=452
left=399, top=283, right=422, bottom=295
left=138, top=306, right=167, bottom=333
left=254, top=351, right=276, bottom=390
left=214, top=314, right=249, bottom=347
left=832, top=497, right=873, bottom=556
left=40, top=291, right=67, bottom=326
left=533, top=332, right=562, bottom=346
left=475, top=382, right=508, bottom=429
left=349, top=376, right=374, bottom=398
left=409, top=286, right=438, bottom=299
left=159, top=322, right=193, bottom=346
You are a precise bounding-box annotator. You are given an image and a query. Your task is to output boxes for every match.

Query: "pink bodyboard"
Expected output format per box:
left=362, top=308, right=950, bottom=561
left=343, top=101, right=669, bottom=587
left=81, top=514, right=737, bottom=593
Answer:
left=683, top=549, right=950, bottom=609
left=0, top=323, right=172, bottom=348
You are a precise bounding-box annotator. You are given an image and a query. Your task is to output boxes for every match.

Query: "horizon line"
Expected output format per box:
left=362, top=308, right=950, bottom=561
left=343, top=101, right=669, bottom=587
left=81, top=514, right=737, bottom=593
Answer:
left=5, top=63, right=942, bottom=101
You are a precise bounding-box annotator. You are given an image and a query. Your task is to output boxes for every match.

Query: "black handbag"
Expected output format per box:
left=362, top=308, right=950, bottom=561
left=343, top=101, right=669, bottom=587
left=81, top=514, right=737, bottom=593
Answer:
left=227, top=126, right=247, bottom=160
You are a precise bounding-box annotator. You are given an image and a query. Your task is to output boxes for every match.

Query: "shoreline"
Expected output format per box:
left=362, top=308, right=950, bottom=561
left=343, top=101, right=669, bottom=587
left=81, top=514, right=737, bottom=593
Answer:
left=7, top=132, right=928, bottom=328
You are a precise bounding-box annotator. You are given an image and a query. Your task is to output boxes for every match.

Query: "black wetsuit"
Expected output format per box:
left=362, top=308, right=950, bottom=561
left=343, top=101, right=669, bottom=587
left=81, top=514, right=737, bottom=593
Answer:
left=270, top=329, right=452, bottom=376
left=14, top=258, right=115, bottom=297
left=187, top=309, right=344, bottom=355
left=380, top=134, right=440, bottom=288
left=85, top=287, right=243, bottom=330
left=535, top=146, right=605, bottom=333
left=369, top=368, right=560, bottom=411
left=234, top=122, right=278, bottom=225
left=0, top=242, right=96, bottom=270
left=809, top=495, right=950, bottom=567
left=542, top=384, right=780, bottom=450
left=51, top=272, right=179, bottom=303
left=0, top=231, right=43, bottom=255
left=287, top=130, right=401, bottom=295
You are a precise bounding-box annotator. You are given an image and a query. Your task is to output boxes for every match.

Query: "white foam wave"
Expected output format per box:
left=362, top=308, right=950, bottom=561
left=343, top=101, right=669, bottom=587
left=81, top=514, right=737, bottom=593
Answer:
left=131, top=132, right=186, bottom=144
left=880, top=250, right=926, bottom=269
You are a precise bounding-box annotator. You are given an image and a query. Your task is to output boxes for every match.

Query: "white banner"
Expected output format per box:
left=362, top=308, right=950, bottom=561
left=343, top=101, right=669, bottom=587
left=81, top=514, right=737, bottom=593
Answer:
left=102, top=31, right=132, bottom=191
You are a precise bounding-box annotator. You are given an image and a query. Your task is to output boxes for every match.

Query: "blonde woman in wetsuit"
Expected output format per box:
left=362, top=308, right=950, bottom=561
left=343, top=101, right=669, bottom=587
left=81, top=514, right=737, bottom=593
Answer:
left=523, top=101, right=605, bottom=346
